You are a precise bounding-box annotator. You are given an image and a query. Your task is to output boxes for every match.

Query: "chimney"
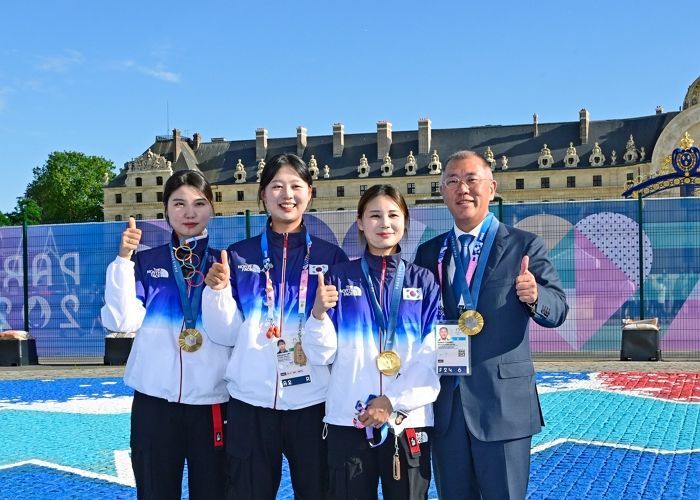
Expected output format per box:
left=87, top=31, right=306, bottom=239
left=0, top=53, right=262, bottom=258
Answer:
left=173, top=128, right=181, bottom=162
left=377, top=121, right=392, bottom=160
left=192, top=132, right=201, bottom=151
left=533, top=113, right=539, bottom=138
left=333, top=123, right=344, bottom=157
left=579, top=108, right=589, bottom=144
left=418, top=118, right=431, bottom=154
left=256, top=128, right=268, bottom=161
left=656, top=105, right=664, bottom=115
left=297, top=126, right=307, bottom=157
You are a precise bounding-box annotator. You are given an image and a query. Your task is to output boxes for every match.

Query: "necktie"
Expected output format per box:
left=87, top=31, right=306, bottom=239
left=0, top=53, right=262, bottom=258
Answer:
left=459, top=234, right=474, bottom=278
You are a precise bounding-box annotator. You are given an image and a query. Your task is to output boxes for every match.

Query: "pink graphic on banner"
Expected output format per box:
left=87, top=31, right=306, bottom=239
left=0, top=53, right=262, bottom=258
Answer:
left=532, top=229, right=637, bottom=351
left=663, top=280, right=700, bottom=350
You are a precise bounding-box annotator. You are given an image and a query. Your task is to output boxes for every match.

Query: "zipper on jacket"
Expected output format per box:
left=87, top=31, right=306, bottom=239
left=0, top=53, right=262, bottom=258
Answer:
left=273, top=232, right=289, bottom=409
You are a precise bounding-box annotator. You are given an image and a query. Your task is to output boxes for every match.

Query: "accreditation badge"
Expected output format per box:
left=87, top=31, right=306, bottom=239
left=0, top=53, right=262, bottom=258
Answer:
left=178, top=328, right=203, bottom=353
left=276, top=336, right=312, bottom=387
left=435, top=321, right=471, bottom=376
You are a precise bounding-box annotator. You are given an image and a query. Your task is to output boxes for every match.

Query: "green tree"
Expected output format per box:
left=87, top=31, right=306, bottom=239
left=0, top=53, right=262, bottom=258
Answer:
left=0, top=198, right=42, bottom=226
left=26, top=151, right=115, bottom=223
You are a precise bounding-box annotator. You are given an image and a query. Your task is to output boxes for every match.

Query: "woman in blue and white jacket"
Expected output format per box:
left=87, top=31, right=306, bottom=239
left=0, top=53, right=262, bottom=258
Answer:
left=304, top=184, right=441, bottom=500
left=101, top=170, right=229, bottom=499
left=201, top=153, right=348, bottom=500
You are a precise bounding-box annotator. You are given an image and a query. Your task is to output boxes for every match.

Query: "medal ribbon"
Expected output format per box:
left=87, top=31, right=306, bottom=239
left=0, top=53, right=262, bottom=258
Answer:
left=360, top=256, right=405, bottom=353
left=436, top=213, right=499, bottom=313
left=260, top=227, right=313, bottom=336
left=170, top=240, right=209, bottom=330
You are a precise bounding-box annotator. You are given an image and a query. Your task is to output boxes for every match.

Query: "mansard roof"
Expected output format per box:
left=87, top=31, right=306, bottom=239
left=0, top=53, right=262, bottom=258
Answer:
left=106, top=112, right=679, bottom=189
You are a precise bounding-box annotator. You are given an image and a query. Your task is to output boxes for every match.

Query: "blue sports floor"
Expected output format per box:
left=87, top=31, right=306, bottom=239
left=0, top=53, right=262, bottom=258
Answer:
left=0, top=372, right=698, bottom=499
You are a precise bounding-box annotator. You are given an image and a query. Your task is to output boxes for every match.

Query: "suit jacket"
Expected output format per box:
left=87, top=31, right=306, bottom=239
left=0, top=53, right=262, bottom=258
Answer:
left=414, top=223, right=568, bottom=442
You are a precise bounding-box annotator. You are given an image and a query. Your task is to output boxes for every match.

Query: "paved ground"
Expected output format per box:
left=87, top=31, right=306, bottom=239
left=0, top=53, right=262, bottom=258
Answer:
left=1, top=364, right=699, bottom=499
left=2, top=359, right=699, bottom=380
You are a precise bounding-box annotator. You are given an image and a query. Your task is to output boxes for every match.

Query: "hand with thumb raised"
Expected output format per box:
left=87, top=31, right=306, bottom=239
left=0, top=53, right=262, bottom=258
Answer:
left=515, top=255, right=538, bottom=304
left=312, top=271, right=338, bottom=320
left=119, top=216, right=142, bottom=259
left=204, top=249, right=231, bottom=291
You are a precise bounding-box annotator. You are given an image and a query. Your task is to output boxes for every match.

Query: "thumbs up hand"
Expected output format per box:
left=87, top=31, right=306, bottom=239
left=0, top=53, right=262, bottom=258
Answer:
left=515, top=255, right=538, bottom=304
left=205, top=249, right=231, bottom=291
left=118, top=217, right=142, bottom=259
left=311, top=272, right=338, bottom=320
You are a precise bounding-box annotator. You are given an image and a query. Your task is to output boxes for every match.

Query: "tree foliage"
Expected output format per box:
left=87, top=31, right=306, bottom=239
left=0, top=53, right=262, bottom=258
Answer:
left=25, top=151, right=115, bottom=223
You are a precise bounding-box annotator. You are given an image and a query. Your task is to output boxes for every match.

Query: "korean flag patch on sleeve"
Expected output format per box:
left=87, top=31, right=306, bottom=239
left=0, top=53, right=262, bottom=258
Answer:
left=310, top=264, right=328, bottom=275
left=403, top=288, right=423, bottom=300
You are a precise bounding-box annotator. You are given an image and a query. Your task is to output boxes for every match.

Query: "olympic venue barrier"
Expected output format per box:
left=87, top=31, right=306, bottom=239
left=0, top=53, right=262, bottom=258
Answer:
left=0, top=197, right=698, bottom=360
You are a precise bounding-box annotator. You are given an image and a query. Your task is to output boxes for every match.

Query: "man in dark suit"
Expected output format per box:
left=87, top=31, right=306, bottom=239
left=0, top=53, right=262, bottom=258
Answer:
left=414, top=150, right=568, bottom=499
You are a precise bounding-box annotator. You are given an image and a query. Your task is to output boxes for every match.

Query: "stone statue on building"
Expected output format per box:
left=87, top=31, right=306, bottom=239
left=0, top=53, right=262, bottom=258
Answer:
left=256, top=159, right=265, bottom=182
left=234, top=159, right=247, bottom=184
left=381, top=153, right=393, bottom=177
left=323, top=164, right=330, bottom=178
left=563, top=142, right=580, bottom=167
left=358, top=154, right=370, bottom=178
left=500, top=155, right=509, bottom=170
left=589, top=142, right=606, bottom=166
left=538, top=144, right=554, bottom=168
left=405, top=151, right=417, bottom=175
left=308, top=155, right=319, bottom=180
left=429, top=150, right=442, bottom=175
left=484, top=146, right=496, bottom=170
left=624, top=135, right=639, bottom=163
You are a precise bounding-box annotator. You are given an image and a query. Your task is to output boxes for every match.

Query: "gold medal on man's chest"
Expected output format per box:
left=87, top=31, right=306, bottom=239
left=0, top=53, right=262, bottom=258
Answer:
left=376, top=350, right=401, bottom=376
left=178, top=328, right=203, bottom=352
left=458, top=310, right=484, bottom=336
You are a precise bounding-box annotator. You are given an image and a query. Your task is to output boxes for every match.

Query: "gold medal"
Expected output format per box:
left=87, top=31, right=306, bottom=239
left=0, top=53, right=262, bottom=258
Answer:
left=376, top=350, right=401, bottom=376
left=458, top=310, right=484, bottom=336
left=178, top=328, right=203, bottom=352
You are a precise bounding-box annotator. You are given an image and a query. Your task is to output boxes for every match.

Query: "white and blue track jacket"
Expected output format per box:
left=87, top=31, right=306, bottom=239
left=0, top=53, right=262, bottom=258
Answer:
left=202, top=226, right=348, bottom=410
left=303, top=248, right=441, bottom=429
left=101, top=235, right=232, bottom=405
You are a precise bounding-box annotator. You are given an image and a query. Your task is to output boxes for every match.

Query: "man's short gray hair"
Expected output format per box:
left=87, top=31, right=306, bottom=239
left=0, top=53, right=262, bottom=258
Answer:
left=442, top=150, right=491, bottom=183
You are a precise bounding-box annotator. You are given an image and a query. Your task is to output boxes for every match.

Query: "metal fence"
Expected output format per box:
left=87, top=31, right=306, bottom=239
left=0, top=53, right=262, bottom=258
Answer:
left=1, top=197, right=698, bottom=361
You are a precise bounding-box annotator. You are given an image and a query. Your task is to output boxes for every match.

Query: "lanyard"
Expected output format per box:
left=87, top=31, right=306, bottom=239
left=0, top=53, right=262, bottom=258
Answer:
left=260, top=228, right=313, bottom=334
left=436, top=213, right=499, bottom=313
left=169, top=242, right=208, bottom=330
left=360, top=255, right=405, bottom=353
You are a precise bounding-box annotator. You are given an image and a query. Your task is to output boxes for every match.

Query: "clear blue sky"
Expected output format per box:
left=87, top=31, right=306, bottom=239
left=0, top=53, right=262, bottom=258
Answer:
left=1, top=0, right=697, bottom=213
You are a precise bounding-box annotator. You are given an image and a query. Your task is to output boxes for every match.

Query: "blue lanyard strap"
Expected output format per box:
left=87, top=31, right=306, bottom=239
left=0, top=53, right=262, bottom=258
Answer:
left=360, top=256, right=405, bottom=352
left=169, top=243, right=208, bottom=329
left=438, top=213, right=499, bottom=311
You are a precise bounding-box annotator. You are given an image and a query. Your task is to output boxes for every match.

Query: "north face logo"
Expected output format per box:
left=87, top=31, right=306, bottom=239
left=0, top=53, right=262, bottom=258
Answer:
left=238, top=263, right=262, bottom=273
left=340, top=285, right=362, bottom=297
left=146, top=268, right=169, bottom=278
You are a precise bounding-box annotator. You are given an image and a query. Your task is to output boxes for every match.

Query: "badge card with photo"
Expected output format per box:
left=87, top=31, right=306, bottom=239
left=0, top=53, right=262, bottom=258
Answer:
left=435, top=321, right=471, bottom=376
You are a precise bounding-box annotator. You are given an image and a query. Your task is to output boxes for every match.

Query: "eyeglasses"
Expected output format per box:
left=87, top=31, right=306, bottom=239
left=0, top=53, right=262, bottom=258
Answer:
left=442, top=176, right=491, bottom=190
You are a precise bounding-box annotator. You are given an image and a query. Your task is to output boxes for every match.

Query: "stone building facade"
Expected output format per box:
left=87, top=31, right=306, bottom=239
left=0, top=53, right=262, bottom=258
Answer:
left=103, top=77, right=700, bottom=221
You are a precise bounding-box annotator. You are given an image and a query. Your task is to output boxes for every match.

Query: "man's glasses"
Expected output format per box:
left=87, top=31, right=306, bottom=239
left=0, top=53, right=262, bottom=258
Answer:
left=442, top=176, right=491, bottom=190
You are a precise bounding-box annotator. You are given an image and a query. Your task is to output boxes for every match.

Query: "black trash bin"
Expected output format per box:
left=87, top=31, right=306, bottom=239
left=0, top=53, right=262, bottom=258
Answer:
left=620, top=319, right=661, bottom=361
left=104, top=335, right=134, bottom=365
